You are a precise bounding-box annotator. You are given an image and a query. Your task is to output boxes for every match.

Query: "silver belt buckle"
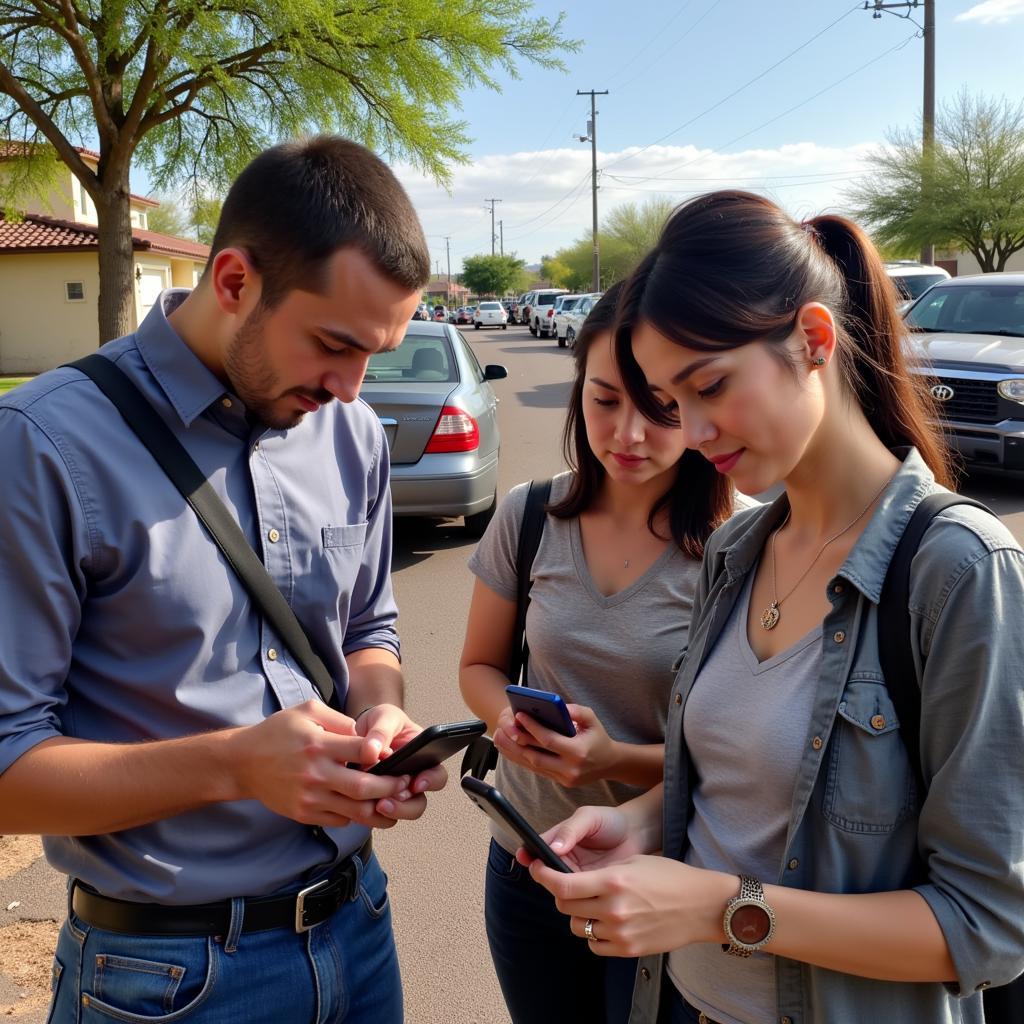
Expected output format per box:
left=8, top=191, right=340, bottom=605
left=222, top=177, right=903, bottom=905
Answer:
left=294, top=878, right=330, bottom=933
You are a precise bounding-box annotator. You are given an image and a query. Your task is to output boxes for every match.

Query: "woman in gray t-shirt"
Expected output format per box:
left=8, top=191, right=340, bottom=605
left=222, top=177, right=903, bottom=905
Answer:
left=459, top=283, right=745, bottom=1024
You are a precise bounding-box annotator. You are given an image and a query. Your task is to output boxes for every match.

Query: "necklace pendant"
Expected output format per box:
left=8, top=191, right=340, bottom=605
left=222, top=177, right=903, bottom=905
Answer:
left=761, top=602, right=781, bottom=631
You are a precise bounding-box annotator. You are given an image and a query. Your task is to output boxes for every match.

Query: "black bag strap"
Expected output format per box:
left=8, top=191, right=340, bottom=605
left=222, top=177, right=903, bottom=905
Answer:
left=66, top=354, right=340, bottom=709
left=877, top=492, right=993, bottom=794
left=461, top=477, right=552, bottom=781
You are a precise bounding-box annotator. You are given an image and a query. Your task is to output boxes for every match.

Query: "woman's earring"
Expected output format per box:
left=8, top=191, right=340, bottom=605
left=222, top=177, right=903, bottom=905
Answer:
left=813, top=357, right=826, bottom=366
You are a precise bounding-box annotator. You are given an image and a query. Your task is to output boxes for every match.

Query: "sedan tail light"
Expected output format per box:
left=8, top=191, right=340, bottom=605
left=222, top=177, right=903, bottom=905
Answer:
left=546, top=308, right=554, bottom=318
left=425, top=406, right=480, bottom=453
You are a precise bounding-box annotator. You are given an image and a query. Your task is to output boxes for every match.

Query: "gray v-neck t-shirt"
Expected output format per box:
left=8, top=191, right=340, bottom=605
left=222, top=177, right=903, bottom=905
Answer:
left=468, top=473, right=701, bottom=851
left=667, top=567, right=822, bottom=1024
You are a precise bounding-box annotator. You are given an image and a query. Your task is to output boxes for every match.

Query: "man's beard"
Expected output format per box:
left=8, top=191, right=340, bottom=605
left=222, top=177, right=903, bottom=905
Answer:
left=222, top=306, right=328, bottom=430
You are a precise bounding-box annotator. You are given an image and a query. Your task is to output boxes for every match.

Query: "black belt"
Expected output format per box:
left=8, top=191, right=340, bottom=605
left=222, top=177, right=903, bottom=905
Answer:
left=71, top=837, right=372, bottom=936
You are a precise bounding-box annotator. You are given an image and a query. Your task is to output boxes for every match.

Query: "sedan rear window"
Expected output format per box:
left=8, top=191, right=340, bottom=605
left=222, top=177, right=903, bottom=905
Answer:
left=480, top=302, right=501, bottom=310
left=366, top=333, right=457, bottom=383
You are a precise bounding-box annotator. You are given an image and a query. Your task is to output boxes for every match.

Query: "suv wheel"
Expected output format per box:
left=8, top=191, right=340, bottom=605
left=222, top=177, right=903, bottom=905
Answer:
left=557, top=326, right=566, bottom=348
left=566, top=326, right=576, bottom=349
left=529, top=319, right=537, bottom=337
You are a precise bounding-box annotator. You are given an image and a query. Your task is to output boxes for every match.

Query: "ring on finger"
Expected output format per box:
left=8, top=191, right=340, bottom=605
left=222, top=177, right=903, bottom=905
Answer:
left=584, top=918, right=596, bottom=941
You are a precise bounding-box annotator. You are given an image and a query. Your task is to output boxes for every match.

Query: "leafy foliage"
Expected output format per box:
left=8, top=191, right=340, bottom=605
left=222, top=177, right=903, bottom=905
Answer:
left=848, top=91, right=1024, bottom=272
left=461, top=253, right=526, bottom=296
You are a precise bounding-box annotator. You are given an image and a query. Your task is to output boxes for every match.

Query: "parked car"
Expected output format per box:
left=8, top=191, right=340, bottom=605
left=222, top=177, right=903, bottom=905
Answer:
left=455, top=306, right=474, bottom=325
left=905, top=273, right=1024, bottom=474
left=360, top=321, right=508, bottom=535
left=886, top=261, right=951, bottom=315
left=560, top=292, right=603, bottom=349
left=551, top=294, right=589, bottom=346
left=432, top=305, right=448, bottom=322
left=521, top=288, right=568, bottom=337
left=411, top=302, right=430, bottom=321
left=474, top=300, right=508, bottom=329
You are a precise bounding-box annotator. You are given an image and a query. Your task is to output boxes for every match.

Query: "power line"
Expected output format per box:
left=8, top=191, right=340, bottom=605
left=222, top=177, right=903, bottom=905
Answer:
left=604, top=170, right=862, bottom=184
left=600, top=1, right=863, bottom=175
left=502, top=170, right=592, bottom=235
left=484, top=198, right=502, bottom=255
left=604, top=1, right=696, bottom=86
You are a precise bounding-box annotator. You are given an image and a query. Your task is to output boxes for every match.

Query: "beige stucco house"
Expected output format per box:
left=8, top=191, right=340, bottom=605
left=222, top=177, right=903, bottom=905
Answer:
left=0, top=146, right=209, bottom=374
left=935, top=247, right=1024, bottom=277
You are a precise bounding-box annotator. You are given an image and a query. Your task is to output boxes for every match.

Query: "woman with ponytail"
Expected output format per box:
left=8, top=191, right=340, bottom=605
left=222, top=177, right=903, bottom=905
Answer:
left=520, top=191, right=1024, bottom=1024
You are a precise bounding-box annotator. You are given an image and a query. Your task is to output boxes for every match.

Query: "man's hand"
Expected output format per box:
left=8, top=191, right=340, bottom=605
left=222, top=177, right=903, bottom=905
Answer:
left=231, top=700, right=418, bottom=829
left=353, top=704, right=448, bottom=822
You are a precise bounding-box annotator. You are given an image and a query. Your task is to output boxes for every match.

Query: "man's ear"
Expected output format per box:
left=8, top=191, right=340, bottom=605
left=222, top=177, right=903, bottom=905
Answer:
left=209, top=247, right=261, bottom=316
left=795, top=302, right=837, bottom=368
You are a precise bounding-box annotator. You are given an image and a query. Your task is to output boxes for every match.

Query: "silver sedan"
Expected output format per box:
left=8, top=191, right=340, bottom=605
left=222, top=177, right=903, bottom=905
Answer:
left=360, top=321, right=507, bottom=535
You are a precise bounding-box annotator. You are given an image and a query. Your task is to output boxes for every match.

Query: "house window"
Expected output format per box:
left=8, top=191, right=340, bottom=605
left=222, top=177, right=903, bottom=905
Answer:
left=65, top=281, right=85, bottom=302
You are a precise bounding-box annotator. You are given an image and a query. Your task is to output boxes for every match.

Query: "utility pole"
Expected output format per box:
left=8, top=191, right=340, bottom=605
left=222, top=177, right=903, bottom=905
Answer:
left=577, top=89, right=608, bottom=292
left=499, top=220, right=504, bottom=257
left=444, top=236, right=451, bottom=286
left=864, top=0, right=935, bottom=264
left=484, top=198, right=502, bottom=256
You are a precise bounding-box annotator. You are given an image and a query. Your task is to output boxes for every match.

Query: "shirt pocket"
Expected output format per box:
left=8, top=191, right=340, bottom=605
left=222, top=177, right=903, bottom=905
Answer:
left=822, top=679, right=917, bottom=834
left=323, top=523, right=368, bottom=549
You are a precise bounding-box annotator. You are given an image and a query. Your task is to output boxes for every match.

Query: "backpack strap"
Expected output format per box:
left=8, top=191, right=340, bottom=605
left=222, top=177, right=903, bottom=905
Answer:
left=877, top=492, right=993, bottom=794
left=461, top=478, right=552, bottom=781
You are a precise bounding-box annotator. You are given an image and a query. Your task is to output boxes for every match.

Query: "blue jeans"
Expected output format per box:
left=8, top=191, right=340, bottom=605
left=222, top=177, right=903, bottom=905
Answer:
left=46, top=852, right=401, bottom=1024
left=484, top=838, right=638, bottom=1024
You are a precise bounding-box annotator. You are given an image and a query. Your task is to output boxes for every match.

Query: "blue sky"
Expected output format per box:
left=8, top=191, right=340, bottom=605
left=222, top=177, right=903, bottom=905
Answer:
left=135, top=0, right=1024, bottom=274
left=385, top=0, right=1024, bottom=274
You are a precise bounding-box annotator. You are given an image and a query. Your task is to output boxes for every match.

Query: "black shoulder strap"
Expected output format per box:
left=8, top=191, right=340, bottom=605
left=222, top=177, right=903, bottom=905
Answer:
left=66, top=354, right=341, bottom=709
left=877, top=492, right=993, bottom=794
left=461, top=477, right=552, bottom=781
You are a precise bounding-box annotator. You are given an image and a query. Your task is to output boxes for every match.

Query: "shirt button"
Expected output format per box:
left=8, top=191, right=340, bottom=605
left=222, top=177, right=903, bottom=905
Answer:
left=811, top=736, right=823, bottom=750
left=870, top=714, right=887, bottom=730
left=268, top=528, right=280, bottom=543
left=221, top=397, right=232, bottom=408
left=781, top=1018, right=793, bottom=1024
left=640, top=967, right=651, bottom=981
left=674, top=693, right=682, bottom=706
left=253, top=441, right=260, bottom=452
left=267, top=648, right=278, bottom=661
left=833, top=630, right=846, bottom=644
left=833, top=583, right=844, bottom=594
left=787, top=858, right=799, bottom=870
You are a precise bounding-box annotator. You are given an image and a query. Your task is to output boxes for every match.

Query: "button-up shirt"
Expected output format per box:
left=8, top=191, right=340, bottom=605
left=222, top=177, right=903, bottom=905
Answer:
left=629, top=449, right=1024, bottom=1024
left=0, top=290, right=398, bottom=903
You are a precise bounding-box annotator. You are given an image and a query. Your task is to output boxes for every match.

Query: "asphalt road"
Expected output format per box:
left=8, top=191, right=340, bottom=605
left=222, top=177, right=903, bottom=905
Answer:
left=2, top=319, right=1022, bottom=1021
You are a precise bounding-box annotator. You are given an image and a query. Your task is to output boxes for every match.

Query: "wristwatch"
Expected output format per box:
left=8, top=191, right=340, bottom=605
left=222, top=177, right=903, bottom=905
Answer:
left=722, top=875, right=776, bottom=957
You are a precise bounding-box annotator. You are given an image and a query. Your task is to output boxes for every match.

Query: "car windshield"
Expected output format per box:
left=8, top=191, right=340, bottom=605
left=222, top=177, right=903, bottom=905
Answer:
left=365, top=332, right=457, bottom=383
left=906, top=283, right=1024, bottom=337
left=480, top=302, right=501, bottom=310
left=891, top=273, right=947, bottom=300
left=561, top=298, right=580, bottom=311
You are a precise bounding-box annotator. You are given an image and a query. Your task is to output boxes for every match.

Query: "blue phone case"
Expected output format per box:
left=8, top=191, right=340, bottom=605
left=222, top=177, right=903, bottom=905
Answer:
left=505, top=684, right=577, bottom=737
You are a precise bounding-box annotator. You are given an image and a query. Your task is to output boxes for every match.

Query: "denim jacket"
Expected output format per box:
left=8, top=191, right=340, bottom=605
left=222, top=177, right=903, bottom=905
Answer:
left=629, top=450, right=1024, bottom=1024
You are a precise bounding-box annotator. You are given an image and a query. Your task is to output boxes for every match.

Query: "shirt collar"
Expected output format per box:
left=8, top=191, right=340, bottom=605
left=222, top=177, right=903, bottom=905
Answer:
left=718, top=447, right=939, bottom=604
left=135, top=288, right=231, bottom=428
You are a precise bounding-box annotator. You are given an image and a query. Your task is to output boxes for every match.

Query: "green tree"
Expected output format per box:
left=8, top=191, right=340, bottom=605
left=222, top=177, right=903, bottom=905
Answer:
left=848, top=90, right=1024, bottom=272
left=145, top=195, right=190, bottom=237
left=461, top=253, right=526, bottom=296
left=539, top=254, right=577, bottom=289
left=0, top=1, right=575, bottom=342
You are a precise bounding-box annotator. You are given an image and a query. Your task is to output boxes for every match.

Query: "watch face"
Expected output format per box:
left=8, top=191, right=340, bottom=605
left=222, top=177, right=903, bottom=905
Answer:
left=730, top=904, right=771, bottom=945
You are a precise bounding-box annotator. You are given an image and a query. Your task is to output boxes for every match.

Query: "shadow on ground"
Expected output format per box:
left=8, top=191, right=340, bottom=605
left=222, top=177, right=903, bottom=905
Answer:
left=516, top=380, right=571, bottom=409
left=392, top=518, right=475, bottom=572
left=497, top=345, right=565, bottom=356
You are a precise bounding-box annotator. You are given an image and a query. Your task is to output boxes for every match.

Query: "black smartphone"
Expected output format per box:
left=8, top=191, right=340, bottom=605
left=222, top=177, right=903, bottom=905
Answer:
left=366, top=720, right=486, bottom=776
left=506, top=684, right=577, bottom=737
left=461, top=776, right=572, bottom=873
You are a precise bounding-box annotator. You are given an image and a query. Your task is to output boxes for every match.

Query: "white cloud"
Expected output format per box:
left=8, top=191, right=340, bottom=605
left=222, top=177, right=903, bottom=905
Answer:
left=392, top=141, right=877, bottom=272
left=955, top=0, right=1024, bottom=24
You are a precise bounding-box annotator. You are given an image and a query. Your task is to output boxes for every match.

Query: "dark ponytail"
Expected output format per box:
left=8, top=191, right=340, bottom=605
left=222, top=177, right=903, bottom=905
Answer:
left=805, top=215, right=953, bottom=487
left=549, top=281, right=734, bottom=559
left=615, top=190, right=953, bottom=488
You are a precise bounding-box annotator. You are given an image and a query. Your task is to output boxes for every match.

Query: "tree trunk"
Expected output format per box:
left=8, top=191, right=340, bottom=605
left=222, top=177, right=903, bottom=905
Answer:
left=94, top=176, right=136, bottom=344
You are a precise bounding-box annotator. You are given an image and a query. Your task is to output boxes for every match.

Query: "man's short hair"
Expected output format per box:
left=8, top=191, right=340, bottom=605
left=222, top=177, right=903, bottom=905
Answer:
left=208, top=135, right=430, bottom=306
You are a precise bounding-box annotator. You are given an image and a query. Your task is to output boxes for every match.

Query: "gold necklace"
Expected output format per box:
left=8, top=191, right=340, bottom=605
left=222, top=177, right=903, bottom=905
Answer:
left=760, top=478, right=891, bottom=631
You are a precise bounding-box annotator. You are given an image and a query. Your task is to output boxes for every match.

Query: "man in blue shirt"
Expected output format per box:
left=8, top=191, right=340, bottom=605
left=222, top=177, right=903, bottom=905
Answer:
left=0, top=136, right=443, bottom=1023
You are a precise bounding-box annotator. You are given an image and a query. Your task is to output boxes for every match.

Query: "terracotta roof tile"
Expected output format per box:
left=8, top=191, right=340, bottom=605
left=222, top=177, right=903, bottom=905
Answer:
left=0, top=213, right=209, bottom=261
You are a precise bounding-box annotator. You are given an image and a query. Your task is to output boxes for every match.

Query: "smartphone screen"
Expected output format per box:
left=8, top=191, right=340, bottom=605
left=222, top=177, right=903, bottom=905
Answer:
left=367, top=720, right=485, bottom=775
left=506, top=684, right=576, bottom=737
left=461, top=776, right=572, bottom=872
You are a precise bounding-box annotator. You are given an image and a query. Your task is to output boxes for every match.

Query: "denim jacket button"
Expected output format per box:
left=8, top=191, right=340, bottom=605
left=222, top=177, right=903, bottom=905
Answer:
left=811, top=736, right=823, bottom=750
left=787, top=858, right=799, bottom=870
left=640, top=967, right=651, bottom=981
left=780, top=1017, right=793, bottom=1024
left=833, top=630, right=846, bottom=644
left=870, top=714, right=887, bottom=730
left=833, top=583, right=844, bottom=594
left=674, top=693, right=682, bottom=706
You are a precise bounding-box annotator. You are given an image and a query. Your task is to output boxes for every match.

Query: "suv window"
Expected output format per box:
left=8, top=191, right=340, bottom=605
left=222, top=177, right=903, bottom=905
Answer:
left=536, top=293, right=558, bottom=307
left=907, top=284, right=1024, bottom=335
left=367, top=332, right=457, bottom=382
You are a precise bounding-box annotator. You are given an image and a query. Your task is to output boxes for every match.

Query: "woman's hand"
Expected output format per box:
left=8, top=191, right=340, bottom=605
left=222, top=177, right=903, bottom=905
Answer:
left=492, top=703, right=619, bottom=787
left=526, top=849, right=735, bottom=959
left=515, top=805, right=646, bottom=871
